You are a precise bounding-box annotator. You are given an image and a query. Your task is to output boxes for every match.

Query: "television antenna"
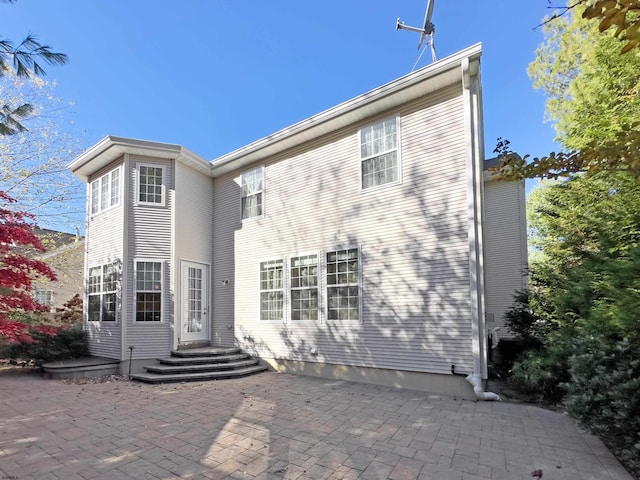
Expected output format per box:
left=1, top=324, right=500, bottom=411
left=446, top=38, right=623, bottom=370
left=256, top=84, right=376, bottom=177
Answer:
left=396, top=0, right=437, bottom=66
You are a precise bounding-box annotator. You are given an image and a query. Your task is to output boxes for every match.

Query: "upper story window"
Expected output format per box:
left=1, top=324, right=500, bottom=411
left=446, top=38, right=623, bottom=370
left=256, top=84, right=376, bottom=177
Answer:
left=88, top=263, right=118, bottom=322
left=241, top=167, right=263, bottom=219
left=137, top=164, right=165, bottom=206
left=90, top=168, right=120, bottom=215
left=360, top=117, right=400, bottom=190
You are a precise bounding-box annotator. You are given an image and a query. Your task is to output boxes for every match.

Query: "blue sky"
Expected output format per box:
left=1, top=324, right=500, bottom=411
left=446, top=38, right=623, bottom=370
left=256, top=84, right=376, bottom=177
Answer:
left=4, top=1, right=560, bottom=230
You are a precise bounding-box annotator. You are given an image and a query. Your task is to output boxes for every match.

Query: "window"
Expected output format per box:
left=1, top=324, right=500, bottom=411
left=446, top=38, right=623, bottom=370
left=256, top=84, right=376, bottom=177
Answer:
left=135, top=261, right=163, bottom=321
left=90, top=168, right=120, bottom=214
left=360, top=118, right=400, bottom=189
left=290, top=254, right=319, bottom=321
left=241, top=167, right=263, bottom=219
left=34, top=290, right=53, bottom=307
left=87, top=263, right=118, bottom=322
left=137, top=164, right=165, bottom=205
left=326, top=248, right=360, bottom=321
left=260, top=259, right=283, bottom=321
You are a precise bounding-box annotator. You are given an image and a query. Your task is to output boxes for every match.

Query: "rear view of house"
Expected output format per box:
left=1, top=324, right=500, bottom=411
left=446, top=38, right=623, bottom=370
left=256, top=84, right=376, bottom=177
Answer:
left=68, top=44, right=527, bottom=397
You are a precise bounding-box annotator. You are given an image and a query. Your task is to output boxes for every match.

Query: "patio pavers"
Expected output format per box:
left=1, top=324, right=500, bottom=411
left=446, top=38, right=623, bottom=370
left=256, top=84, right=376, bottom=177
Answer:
left=0, top=369, right=633, bottom=480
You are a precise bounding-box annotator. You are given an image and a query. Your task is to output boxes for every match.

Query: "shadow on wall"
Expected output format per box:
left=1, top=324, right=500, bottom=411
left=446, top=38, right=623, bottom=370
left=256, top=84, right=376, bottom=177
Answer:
left=233, top=110, right=477, bottom=383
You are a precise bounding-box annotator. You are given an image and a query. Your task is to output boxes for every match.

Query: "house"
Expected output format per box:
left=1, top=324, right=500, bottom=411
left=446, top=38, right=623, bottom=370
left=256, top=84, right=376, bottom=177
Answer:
left=31, top=228, right=85, bottom=317
left=67, top=44, right=527, bottom=397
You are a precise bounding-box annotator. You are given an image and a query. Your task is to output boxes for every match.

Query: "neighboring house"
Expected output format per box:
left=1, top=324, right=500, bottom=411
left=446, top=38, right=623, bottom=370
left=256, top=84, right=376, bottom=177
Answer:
left=68, top=44, right=527, bottom=396
left=31, top=228, right=85, bottom=315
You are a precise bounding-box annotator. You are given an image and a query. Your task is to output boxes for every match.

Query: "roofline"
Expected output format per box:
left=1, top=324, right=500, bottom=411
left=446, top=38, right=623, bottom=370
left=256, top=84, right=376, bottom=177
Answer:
left=67, top=136, right=211, bottom=181
left=210, top=43, right=482, bottom=177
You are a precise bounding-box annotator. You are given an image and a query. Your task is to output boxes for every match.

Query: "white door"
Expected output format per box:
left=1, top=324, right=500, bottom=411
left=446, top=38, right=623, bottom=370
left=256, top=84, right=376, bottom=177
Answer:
left=180, top=261, right=209, bottom=342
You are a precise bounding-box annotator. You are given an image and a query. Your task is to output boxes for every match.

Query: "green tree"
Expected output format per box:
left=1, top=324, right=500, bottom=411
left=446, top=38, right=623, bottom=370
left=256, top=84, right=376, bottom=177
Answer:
left=511, top=172, right=640, bottom=475
left=494, top=1, right=640, bottom=179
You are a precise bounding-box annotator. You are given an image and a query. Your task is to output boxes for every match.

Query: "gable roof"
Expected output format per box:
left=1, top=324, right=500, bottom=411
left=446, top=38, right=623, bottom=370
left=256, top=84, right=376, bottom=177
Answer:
left=68, top=43, right=482, bottom=182
left=209, top=43, right=482, bottom=177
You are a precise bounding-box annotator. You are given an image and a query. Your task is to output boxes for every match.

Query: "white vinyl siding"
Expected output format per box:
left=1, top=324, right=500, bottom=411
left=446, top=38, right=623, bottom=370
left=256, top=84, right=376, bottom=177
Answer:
left=241, top=167, right=263, bottom=219
left=90, top=167, right=120, bottom=214
left=137, top=163, right=165, bottom=206
left=85, top=160, right=124, bottom=359
left=260, top=259, right=284, bottom=321
left=214, top=85, right=475, bottom=374
left=483, top=180, right=528, bottom=340
left=360, top=117, right=400, bottom=190
left=127, top=156, right=173, bottom=358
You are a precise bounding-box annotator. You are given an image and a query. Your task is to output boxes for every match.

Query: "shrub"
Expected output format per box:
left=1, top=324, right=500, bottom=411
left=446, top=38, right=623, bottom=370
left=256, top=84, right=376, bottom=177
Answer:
left=564, top=336, right=640, bottom=478
left=5, top=325, right=88, bottom=366
left=510, top=341, right=571, bottom=403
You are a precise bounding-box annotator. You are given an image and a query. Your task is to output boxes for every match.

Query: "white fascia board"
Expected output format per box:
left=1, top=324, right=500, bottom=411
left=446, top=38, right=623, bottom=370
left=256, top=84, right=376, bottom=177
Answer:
left=67, top=136, right=211, bottom=182
left=210, top=43, right=482, bottom=177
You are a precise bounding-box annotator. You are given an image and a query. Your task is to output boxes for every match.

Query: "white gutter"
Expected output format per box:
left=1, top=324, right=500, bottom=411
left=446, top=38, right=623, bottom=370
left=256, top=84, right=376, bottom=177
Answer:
left=462, top=53, right=499, bottom=402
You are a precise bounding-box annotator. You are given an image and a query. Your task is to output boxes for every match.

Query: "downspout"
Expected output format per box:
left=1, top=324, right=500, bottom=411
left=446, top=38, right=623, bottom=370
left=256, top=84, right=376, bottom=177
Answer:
left=462, top=54, right=499, bottom=401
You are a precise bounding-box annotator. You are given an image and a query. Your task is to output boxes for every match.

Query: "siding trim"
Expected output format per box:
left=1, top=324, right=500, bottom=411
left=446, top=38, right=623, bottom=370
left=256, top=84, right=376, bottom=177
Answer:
left=462, top=58, right=487, bottom=379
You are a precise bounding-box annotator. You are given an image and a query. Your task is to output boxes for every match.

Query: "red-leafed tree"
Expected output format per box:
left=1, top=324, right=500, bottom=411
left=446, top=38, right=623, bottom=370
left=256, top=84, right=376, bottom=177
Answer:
left=0, top=190, right=56, bottom=343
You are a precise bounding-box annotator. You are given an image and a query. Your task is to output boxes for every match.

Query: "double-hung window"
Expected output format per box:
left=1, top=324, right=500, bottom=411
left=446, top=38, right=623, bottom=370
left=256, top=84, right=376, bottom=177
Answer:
left=260, top=259, right=283, bottom=321
left=34, top=290, right=53, bottom=307
left=137, top=164, right=165, bottom=206
left=241, top=167, right=263, bottom=219
left=326, top=248, right=360, bottom=321
left=135, top=261, right=163, bottom=322
left=90, top=168, right=120, bottom=214
left=290, top=254, right=319, bottom=321
left=87, top=263, right=118, bottom=322
left=360, top=117, right=400, bottom=189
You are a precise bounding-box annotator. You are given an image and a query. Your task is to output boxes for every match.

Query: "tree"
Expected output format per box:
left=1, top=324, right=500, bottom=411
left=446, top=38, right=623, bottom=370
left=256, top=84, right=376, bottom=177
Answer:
left=493, top=1, right=640, bottom=179
left=0, top=33, right=67, bottom=134
left=511, top=172, right=640, bottom=474
left=0, top=191, right=56, bottom=344
left=545, top=0, right=640, bottom=53
left=0, top=70, right=85, bottom=228
left=1, top=5, right=83, bottom=229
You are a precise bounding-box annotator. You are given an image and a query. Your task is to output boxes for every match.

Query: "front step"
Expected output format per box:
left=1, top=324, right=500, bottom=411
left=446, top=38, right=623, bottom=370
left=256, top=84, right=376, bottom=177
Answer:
left=130, top=346, right=267, bottom=384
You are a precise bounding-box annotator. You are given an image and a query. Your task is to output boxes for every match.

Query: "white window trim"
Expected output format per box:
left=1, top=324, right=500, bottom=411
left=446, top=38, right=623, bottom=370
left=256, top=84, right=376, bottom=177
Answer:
left=87, top=262, right=119, bottom=323
left=241, top=166, right=265, bottom=221
left=134, top=258, right=164, bottom=323
left=289, top=251, right=320, bottom=323
left=324, top=246, right=363, bottom=324
left=136, top=163, right=166, bottom=207
left=359, top=116, right=402, bottom=192
left=89, top=166, right=121, bottom=216
left=259, top=256, right=285, bottom=322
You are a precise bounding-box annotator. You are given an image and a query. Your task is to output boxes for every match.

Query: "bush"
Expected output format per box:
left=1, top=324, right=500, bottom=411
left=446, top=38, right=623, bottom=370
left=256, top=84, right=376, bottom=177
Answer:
left=5, top=325, right=89, bottom=366
left=564, top=336, right=640, bottom=478
left=510, top=341, right=571, bottom=403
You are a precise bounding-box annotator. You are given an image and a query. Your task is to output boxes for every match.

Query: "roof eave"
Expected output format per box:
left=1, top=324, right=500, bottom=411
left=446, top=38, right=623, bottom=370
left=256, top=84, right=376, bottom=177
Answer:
left=67, top=136, right=211, bottom=182
left=210, top=43, right=482, bottom=178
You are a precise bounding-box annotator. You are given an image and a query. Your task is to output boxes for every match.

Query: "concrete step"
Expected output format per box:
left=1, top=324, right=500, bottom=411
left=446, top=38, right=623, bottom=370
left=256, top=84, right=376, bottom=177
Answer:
left=158, top=353, right=250, bottom=366
left=170, top=347, right=242, bottom=358
left=130, top=364, right=268, bottom=384
left=146, top=358, right=259, bottom=374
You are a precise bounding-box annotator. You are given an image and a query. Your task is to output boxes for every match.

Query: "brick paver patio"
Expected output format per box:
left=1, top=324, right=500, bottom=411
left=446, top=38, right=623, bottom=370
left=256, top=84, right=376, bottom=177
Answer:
left=0, top=369, right=632, bottom=480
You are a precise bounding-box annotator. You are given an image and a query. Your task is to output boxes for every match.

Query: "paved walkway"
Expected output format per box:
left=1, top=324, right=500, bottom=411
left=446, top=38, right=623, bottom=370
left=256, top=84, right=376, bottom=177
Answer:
left=0, top=369, right=632, bottom=480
